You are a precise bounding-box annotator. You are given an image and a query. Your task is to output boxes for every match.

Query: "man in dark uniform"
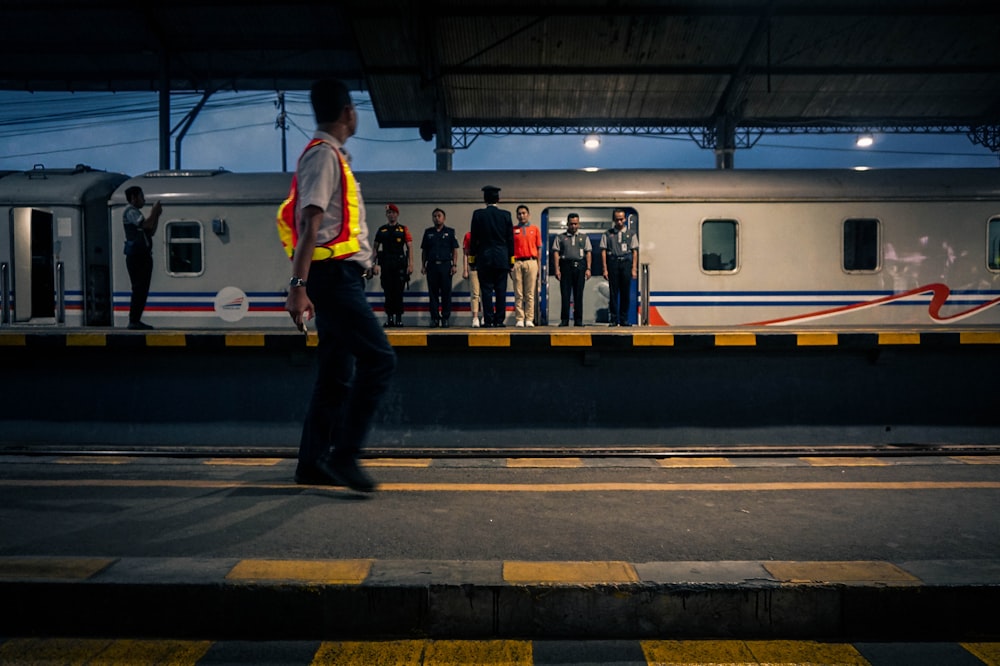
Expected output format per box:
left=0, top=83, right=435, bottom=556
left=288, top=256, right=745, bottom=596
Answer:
left=373, top=203, right=413, bottom=327
left=552, top=212, right=592, bottom=326
left=420, top=208, right=459, bottom=327
left=469, top=185, right=514, bottom=328
left=600, top=208, right=639, bottom=326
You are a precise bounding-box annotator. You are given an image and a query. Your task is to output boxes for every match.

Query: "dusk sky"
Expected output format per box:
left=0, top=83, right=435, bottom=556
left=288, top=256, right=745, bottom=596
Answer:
left=1, top=90, right=997, bottom=176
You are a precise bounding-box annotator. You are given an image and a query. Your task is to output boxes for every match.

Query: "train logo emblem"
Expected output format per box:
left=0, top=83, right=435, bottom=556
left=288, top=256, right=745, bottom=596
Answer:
left=213, top=286, right=249, bottom=322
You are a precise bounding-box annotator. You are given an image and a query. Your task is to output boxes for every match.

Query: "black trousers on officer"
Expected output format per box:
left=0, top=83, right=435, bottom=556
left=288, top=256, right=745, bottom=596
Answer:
left=379, top=257, right=406, bottom=317
left=478, top=265, right=509, bottom=327
left=425, top=261, right=453, bottom=322
left=606, top=256, right=633, bottom=325
left=559, top=259, right=586, bottom=325
left=125, top=250, right=153, bottom=325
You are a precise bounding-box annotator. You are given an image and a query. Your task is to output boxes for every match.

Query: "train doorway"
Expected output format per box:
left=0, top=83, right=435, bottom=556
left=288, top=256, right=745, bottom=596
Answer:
left=10, top=207, right=56, bottom=323
left=541, top=207, right=638, bottom=326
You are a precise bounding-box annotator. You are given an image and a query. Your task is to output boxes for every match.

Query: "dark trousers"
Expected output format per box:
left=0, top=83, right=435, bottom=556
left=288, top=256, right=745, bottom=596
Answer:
left=125, top=251, right=153, bottom=324
left=606, top=258, right=632, bottom=324
left=559, top=260, right=586, bottom=324
left=299, top=259, right=397, bottom=465
left=426, top=262, right=453, bottom=321
left=478, top=265, right=509, bottom=327
left=379, top=258, right=406, bottom=316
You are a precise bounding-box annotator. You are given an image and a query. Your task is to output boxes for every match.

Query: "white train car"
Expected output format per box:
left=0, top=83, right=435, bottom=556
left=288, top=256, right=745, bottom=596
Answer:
left=6, top=166, right=1000, bottom=330
left=0, top=166, right=129, bottom=327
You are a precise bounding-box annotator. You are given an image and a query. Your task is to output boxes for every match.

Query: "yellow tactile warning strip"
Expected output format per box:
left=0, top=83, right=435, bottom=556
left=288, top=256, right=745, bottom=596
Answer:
left=0, top=557, right=115, bottom=580
left=226, top=558, right=373, bottom=584
left=202, top=457, right=283, bottom=466
left=363, top=457, right=433, bottom=467
left=763, top=561, right=922, bottom=585
left=962, top=642, right=1000, bottom=664
left=316, top=639, right=533, bottom=665
left=0, top=638, right=213, bottom=665
left=503, top=561, right=639, bottom=585
left=507, top=457, right=584, bottom=468
left=54, top=456, right=138, bottom=465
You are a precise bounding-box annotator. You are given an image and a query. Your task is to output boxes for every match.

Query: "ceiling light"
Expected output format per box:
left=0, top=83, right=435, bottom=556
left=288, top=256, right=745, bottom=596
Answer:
left=583, top=133, right=601, bottom=149
left=856, top=133, right=874, bottom=148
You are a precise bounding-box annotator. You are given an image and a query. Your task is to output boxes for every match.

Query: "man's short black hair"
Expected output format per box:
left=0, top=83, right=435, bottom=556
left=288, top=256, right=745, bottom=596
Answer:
left=125, top=186, right=143, bottom=202
left=311, top=79, right=352, bottom=123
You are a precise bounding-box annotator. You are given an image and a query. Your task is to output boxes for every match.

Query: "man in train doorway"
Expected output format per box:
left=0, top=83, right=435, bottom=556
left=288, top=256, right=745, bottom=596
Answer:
left=469, top=185, right=514, bottom=327
left=552, top=212, right=592, bottom=326
left=122, top=185, right=162, bottom=330
left=420, top=208, right=459, bottom=327
left=284, top=78, right=396, bottom=493
left=511, top=205, right=542, bottom=327
left=373, top=204, right=413, bottom=327
left=600, top=208, right=639, bottom=326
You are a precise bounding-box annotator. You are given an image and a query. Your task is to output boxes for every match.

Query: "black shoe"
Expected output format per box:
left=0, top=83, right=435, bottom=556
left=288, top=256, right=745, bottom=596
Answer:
left=609, top=322, right=618, bottom=327
left=430, top=320, right=440, bottom=328
left=317, top=455, right=377, bottom=493
left=441, top=319, right=450, bottom=328
left=558, top=321, right=569, bottom=327
left=574, top=321, right=584, bottom=327
left=384, top=318, right=394, bottom=328
left=620, top=322, right=632, bottom=327
left=127, top=321, right=154, bottom=330
left=294, top=464, right=336, bottom=486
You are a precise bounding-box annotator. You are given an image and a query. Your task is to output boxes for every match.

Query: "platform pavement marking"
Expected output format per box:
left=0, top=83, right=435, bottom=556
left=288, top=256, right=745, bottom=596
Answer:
left=55, top=455, right=138, bottom=464
left=801, top=456, right=891, bottom=467
left=386, top=332, right=429, bottom=346
left=550, top=332, right=591, bottom=346
left=877, top=331, right=922, bottom=345
left=0, top=638, right=212, bottom=665
left=961, top=642, right=1000, bottom=665
left=226, top=558, right=373, bottom=584
left=468, top=332, right=511, bottom=347
left=203, top=457, right=283, bottom=466
left=796, top=332, right=839, bottom=346
left=363, top=457, right=433, bottom=467
left=641, top=639, right=871, bottom=665
left=0, top=557, right=116, bottom=580
left=66, top=332, right=107, bottom=346
left=715, top=332, right=757, bottom=346
left=961, top=331, right=1000, bottom=344
left=762, top=561, right=921, bottom=585
left=315, top=639, right=533, bottom=666
left=659, top=457, right=735, bottom=468
left=633, top=333, right=674, bottom=346
left=144, top=332, right=188, bottom=346
left=504, top=560, right=639, bottom=584
left=0, top=334, right=26, bottom=346
left=508, top=457, right=583, bottom=468
left=225, top=333, right=267, bottom=347
left=951, top=455, right=1000, bottom=465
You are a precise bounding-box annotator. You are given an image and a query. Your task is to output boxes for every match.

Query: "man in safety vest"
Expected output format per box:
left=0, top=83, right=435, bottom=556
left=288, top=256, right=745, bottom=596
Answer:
left=284, top=79, right=396, bottom=493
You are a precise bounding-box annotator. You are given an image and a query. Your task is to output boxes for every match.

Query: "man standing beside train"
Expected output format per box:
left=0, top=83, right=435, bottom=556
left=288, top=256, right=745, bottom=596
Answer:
left=284, top=79, right=396, bottom=493
left=373, top=204, right=413, bottom=327
left=469, top=185, right=514, bottom=327
left=600, top=208, right=639, bottom=326
left=552, top=212, right=592, bottom=326
left=420, top=208, right=458, bottom=327
left=122, top=186, right=162, bottom=330
left=511, top=205, right=542, bottom=327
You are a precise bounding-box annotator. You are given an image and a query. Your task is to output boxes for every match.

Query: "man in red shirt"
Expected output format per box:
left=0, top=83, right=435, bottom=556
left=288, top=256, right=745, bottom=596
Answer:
left=511, top=205, right=542, bottom=327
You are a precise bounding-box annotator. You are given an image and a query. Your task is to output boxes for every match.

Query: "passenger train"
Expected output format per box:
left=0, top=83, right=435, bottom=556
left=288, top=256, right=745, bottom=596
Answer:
left=2, top=164, right=999, bottom=330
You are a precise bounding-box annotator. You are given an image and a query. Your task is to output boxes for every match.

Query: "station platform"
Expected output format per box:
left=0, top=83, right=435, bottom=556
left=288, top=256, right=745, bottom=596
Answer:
left=2, top=450, right=999, bottom=644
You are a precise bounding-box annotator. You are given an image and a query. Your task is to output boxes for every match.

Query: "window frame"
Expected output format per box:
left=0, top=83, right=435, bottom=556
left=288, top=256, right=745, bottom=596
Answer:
left=700, top=218, right=739, bottom=274
left=164, top=220, right=205, bottom=277
left=842, top=217, right=881, bottom=274
left=988, top=216, right=1000, bottom=272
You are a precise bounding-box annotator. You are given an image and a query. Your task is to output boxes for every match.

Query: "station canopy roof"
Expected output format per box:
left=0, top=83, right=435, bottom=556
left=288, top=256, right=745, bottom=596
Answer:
left=3, top=0, right=999, bottom=146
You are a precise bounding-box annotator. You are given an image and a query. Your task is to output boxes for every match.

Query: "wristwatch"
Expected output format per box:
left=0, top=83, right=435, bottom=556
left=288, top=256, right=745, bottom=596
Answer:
left=289, top=276, right=306, bottom=288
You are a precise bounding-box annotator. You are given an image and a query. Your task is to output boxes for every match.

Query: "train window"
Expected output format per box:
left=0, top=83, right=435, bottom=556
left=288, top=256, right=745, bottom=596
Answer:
left=166, top=221, right=204, bottom=276
left=701, top=219, right=737, bottom=272
left=843, top=218, right=880, bottom=272
left=989, top=218, right=1000, bottom=271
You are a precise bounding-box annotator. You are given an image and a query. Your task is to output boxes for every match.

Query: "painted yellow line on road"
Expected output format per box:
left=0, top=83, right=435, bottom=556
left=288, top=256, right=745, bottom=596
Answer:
left=504, top=560, right=639, bottom=584
left=763, top=561, right=921, bottom=585
left=0, top=557, right=116, bottom=580
left=4, top=479, right=1000, bottom=492
left=226, top=558, right=372, bottom=584
left=659, top=457, right=734, bottom=468
left=0, top=639, right=212, bottom=665
left=508, top=457, right=583, bottom=468
left=801, top=456, right=890, bottom=467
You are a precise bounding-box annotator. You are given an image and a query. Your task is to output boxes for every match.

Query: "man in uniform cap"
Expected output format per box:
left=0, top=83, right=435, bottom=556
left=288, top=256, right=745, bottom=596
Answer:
left=469, top=186, right=514, bottom=327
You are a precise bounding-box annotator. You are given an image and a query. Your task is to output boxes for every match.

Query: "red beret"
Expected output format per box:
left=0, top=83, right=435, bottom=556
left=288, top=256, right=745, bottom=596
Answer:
left=385, top=203, right=399, bottom=214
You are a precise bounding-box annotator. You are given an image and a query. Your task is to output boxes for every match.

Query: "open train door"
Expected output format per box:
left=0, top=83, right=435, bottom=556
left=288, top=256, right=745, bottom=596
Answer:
left=10, top=207, right=57, bottom=323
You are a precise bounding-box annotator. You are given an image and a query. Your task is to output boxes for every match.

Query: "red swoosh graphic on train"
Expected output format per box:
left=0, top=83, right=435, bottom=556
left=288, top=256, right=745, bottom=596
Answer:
left=747, top=283, right=1000, bottom=326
